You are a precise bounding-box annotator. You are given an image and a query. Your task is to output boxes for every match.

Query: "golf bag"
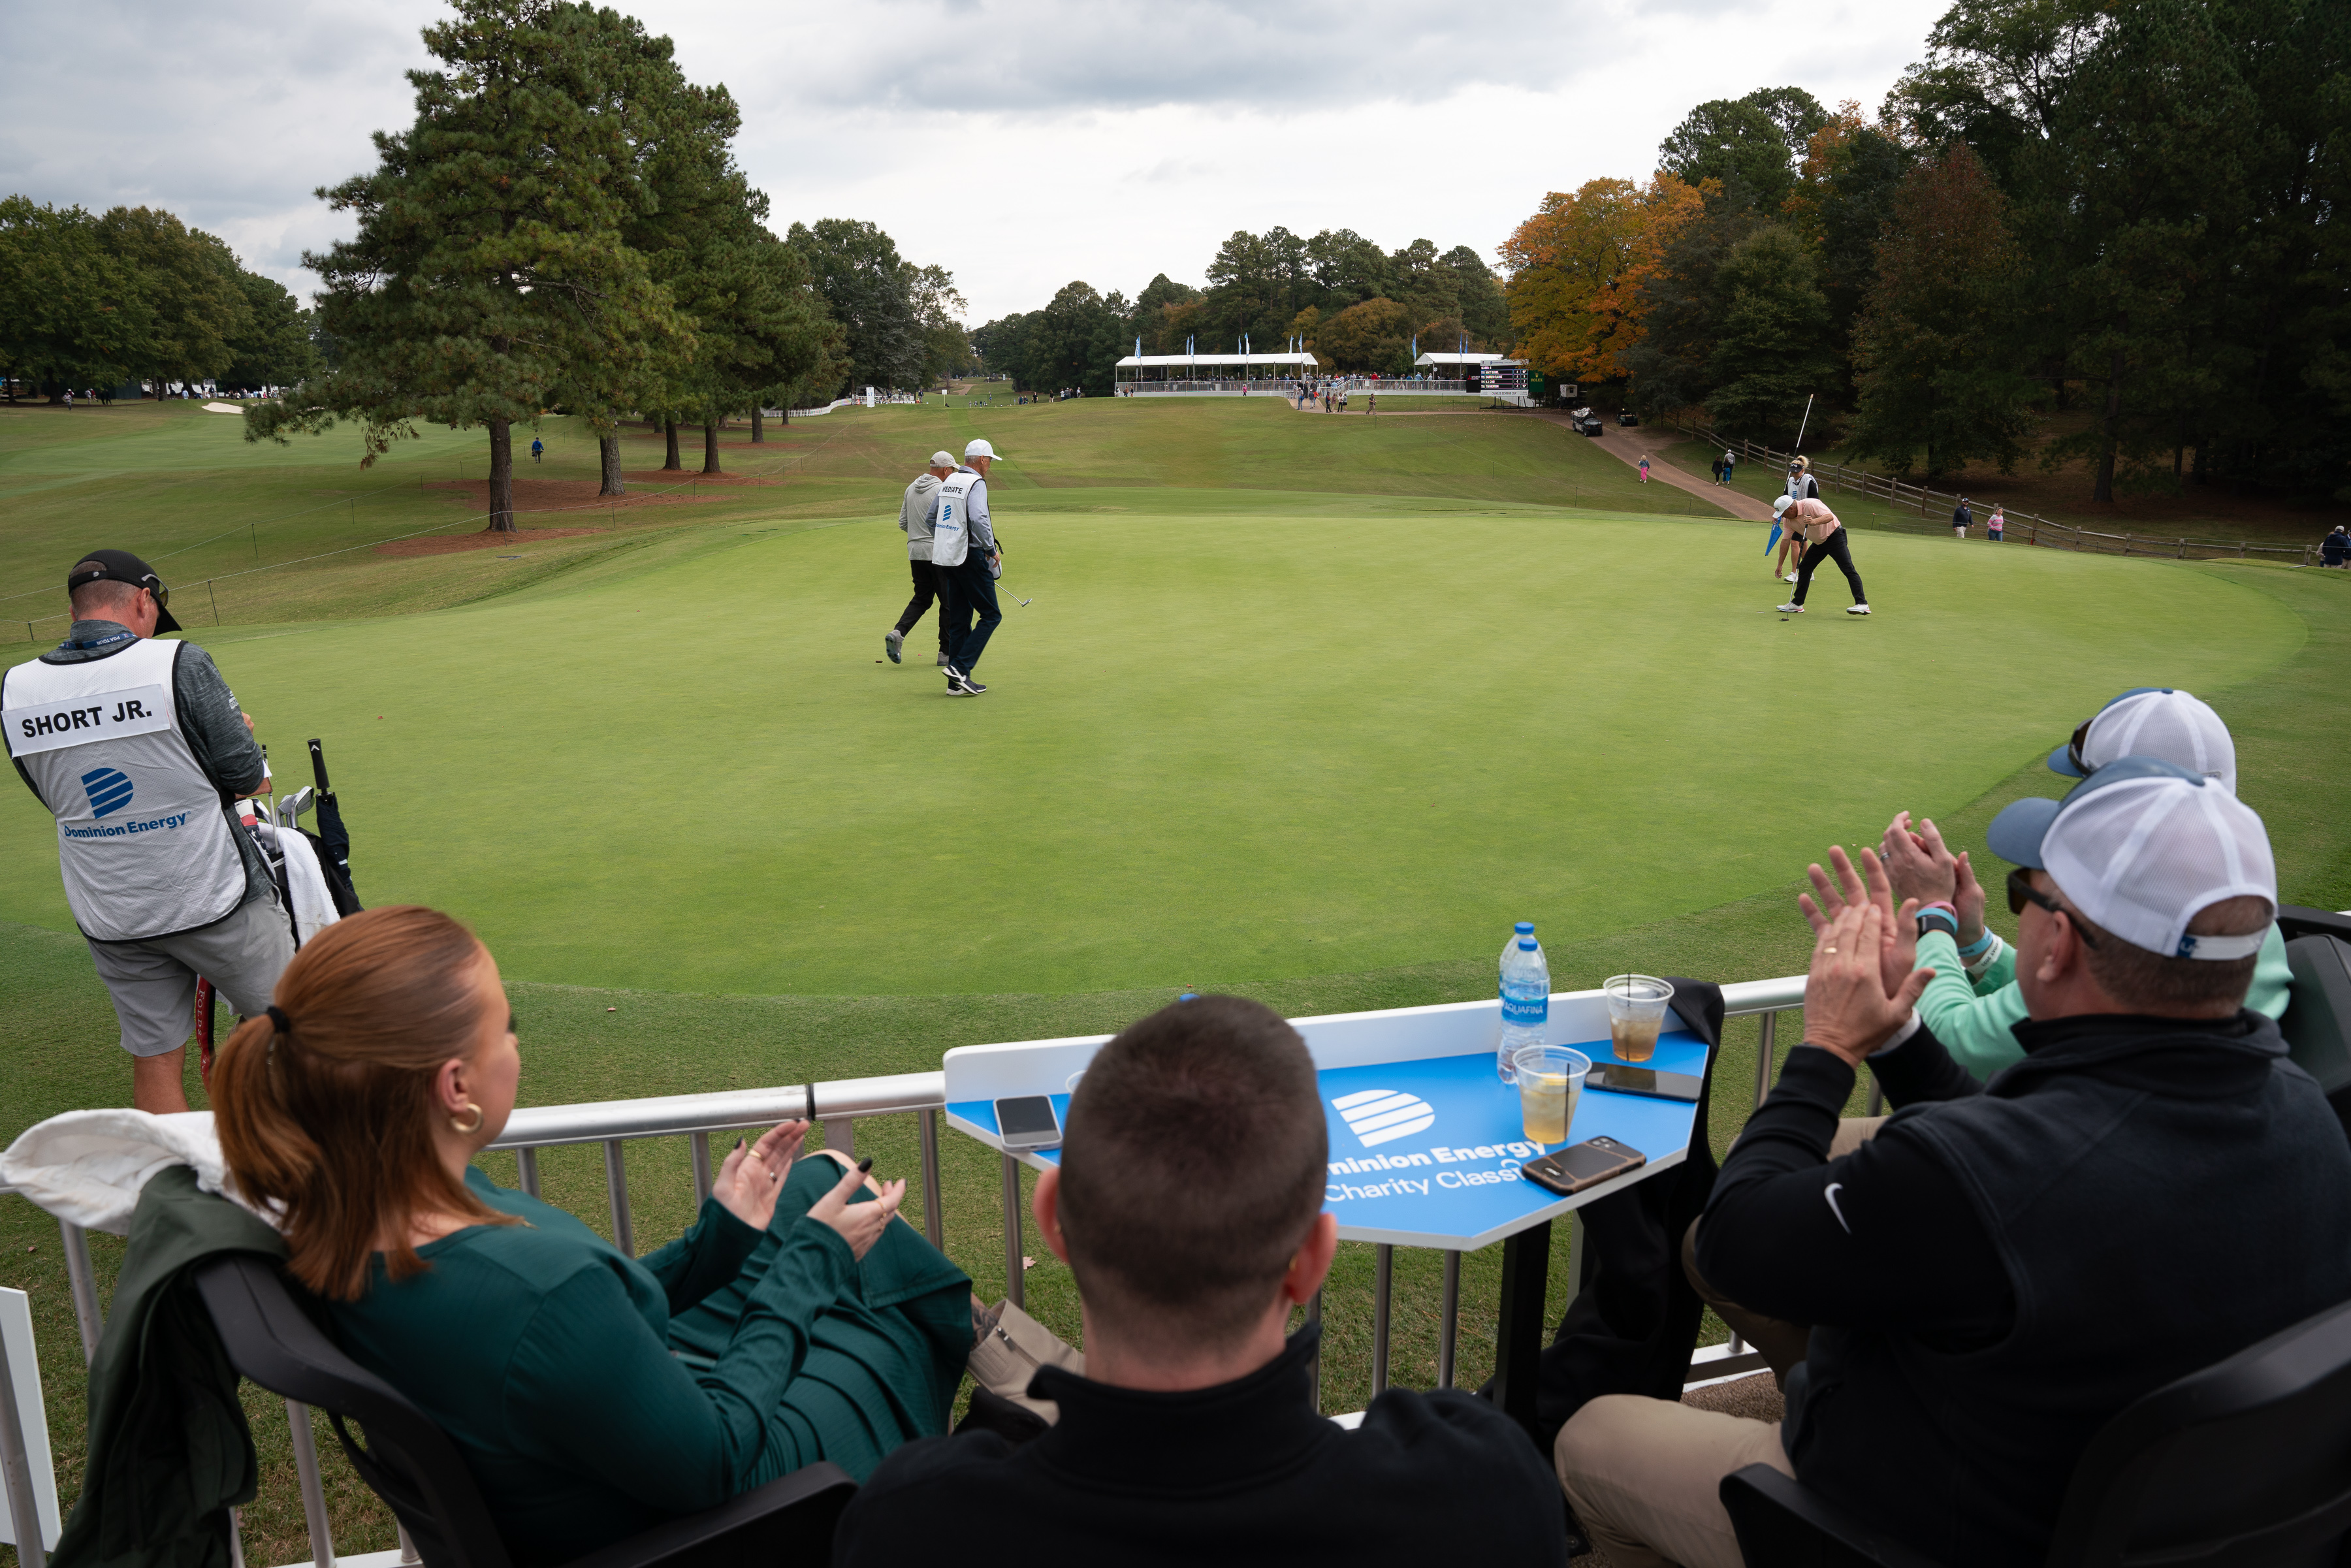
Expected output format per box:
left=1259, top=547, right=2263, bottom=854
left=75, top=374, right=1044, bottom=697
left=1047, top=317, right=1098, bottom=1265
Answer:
left=195, top=737, right=362, bottom=1088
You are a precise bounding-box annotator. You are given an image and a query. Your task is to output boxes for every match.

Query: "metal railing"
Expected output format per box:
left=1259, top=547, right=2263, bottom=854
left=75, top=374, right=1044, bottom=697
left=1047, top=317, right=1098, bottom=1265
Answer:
left=11, top=974, right=1813, bottom=1566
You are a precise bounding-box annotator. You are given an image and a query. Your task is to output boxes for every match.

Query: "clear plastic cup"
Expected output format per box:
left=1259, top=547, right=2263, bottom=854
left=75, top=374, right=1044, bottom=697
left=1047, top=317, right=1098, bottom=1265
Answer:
left=1512, top=1045, right=1591, bottom=1147
left=1605, top=975, right=1676, bottom=1063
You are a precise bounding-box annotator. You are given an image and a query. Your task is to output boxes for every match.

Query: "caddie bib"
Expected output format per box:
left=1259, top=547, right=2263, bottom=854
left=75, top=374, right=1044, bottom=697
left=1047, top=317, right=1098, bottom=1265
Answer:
left=3, top=638, right=247, bottom=941
left=933, top=471, right=983, bottom=567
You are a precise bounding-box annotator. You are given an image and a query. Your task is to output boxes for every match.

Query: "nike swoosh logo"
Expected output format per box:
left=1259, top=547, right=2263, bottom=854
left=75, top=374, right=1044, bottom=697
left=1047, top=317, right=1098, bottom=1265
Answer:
left=1825, top=1182, right=1852, bottom=1234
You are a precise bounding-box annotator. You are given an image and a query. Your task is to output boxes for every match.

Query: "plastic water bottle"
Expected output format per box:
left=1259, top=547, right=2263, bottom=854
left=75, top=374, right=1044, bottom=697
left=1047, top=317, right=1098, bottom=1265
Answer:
left=1498, top=924, right=1550, bottom=1083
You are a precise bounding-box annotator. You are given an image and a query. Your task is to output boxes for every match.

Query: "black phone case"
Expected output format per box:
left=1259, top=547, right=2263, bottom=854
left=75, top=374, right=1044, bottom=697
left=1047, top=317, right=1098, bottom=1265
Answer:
left=1521, top=1138, right=1647, bottom=1196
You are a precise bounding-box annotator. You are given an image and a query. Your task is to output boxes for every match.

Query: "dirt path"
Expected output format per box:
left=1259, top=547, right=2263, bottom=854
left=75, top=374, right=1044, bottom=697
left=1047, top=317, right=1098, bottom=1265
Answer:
left=1529, top=412, right=1777, bottom=522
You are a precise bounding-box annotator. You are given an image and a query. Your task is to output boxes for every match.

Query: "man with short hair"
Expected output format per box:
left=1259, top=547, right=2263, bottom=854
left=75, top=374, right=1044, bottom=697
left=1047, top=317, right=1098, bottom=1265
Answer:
left=837, top=995, right=1569, bottom=1565
left=1558, top=761, right=2351, bottom=1566
left=935, top=438, right=1006, bottom=696
left=885, top=451, right=957, bottom=667
left=3, top=551, right=290, bottom=1113
left=1772, top=492, right=1869, bottom=615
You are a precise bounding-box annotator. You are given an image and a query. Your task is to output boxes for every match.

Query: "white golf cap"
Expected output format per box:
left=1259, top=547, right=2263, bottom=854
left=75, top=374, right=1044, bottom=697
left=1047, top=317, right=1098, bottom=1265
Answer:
left=964, top=438, right=1001, bottom=461
left=2048, top=687, right=2235, bottom=793
left=930, top=451, right=956, bottom=467
left=1987, top=756, right=2275, bottom=960
left=1772, top=494, right=1793, bottom=516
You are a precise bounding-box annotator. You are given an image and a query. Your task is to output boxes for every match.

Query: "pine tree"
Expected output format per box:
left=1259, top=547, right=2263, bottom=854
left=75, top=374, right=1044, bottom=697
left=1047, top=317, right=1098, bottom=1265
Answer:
left=249, top=0, right=682, bottom=532
left=1847, top=142, right=2041, bottom=481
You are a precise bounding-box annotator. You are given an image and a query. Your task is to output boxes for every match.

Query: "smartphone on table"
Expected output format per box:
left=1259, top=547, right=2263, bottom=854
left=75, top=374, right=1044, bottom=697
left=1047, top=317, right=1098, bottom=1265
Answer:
left=995, top=1095, right=1063, bottom=1153
left=1521, top=1136, right=1647, bottom=1196
left=1586, top=1064, right=1703, bottom=1102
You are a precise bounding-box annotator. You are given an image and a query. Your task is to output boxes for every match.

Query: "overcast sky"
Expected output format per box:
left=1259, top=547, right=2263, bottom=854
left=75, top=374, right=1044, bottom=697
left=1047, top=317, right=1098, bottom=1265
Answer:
left=1, top=0, right=1951, bottom=325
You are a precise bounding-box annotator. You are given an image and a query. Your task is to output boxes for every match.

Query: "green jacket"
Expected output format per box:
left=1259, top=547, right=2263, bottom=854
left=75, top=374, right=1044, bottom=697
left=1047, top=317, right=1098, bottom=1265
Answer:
left=1912, top=923, right=2294, bottom=1080
left=55, top=1165, right=285, bottom=1568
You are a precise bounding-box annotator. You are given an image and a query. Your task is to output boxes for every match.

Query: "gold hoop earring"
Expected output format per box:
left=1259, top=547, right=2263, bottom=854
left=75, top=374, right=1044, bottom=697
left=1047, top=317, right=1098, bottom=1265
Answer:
left=451, top=1102, right=484, bottom=1135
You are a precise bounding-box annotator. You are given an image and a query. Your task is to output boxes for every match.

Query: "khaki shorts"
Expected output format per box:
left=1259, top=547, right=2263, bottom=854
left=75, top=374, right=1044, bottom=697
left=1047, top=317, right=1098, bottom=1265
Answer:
left=86, top=893, right=295, bottom=1057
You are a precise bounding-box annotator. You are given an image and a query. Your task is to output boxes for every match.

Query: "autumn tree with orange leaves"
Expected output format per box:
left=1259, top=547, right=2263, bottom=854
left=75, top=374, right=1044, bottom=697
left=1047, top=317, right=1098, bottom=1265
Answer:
left=1499, top=175, right=1702, bottom=391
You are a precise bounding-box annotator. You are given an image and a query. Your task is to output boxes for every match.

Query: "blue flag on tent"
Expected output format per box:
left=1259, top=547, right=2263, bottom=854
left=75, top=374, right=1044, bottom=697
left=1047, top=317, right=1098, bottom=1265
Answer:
left=1765, top=522, right=1783, bottom=555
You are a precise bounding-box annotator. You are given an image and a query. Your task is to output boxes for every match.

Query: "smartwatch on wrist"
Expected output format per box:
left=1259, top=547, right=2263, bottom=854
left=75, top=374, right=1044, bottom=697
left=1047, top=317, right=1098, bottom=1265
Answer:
left=1915, top=903, right=1959, bottom=940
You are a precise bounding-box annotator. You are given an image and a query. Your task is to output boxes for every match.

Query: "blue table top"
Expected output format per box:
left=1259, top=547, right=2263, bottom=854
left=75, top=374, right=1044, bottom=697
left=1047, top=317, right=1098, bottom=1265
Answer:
left=947, top=1026, right=1709, bottom=1251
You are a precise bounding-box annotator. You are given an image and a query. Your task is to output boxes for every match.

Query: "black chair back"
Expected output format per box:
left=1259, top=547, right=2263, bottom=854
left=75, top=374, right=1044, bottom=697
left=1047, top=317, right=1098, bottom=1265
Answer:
left=2282, top=933, right=2351, bottom=1139
left=195, top=1254, right=513, bottom=1568
left=2045, top=1295, right=2351, bottom=1567
left=195, top=1253, right=859, bottom=1568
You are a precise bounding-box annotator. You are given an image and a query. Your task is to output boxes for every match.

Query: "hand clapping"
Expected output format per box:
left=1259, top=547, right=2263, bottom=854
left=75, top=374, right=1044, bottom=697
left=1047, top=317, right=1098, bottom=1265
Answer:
left=809, top=1162, right=906, bottom=1260
left=712, top=1120, right=807, bottom=1232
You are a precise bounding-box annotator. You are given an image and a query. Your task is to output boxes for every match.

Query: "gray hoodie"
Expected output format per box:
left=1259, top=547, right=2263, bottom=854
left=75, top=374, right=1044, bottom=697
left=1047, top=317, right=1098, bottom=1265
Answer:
left=899, top=473, right=942, bottom=560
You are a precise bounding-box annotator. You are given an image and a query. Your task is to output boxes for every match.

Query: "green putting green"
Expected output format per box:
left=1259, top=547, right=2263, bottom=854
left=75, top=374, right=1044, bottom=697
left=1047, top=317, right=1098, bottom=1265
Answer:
left=0, top=492, right=2303, bottom=996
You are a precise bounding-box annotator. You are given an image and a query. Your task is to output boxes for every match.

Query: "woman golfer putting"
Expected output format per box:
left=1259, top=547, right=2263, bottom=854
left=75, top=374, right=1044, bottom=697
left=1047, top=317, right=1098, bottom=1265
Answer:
left=1774, top=494, right=1870, bottom=616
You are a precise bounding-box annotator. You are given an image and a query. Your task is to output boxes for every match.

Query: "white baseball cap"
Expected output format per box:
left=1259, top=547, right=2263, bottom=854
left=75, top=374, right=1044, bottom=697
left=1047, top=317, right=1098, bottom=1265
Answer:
left=929, top=451, right=956, bottom=468
left=964, top=438, right=1001, bottom=461
left=2049, top=688, right=2235, bottom=793
left=1987, top=756, right=2275, bottom=960
left=1772, top=494, right=1793, bottom=517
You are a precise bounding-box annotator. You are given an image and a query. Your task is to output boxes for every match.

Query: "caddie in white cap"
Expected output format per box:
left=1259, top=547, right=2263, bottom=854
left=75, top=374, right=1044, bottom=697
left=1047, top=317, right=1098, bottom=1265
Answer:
left=932, top=439, right=1007, bottom=696
left=1874, top=688, right=2287, bottom=1081
left=1622, top=759, right=2351, bottom=1565
left=885, top=451, right=963, bottom=667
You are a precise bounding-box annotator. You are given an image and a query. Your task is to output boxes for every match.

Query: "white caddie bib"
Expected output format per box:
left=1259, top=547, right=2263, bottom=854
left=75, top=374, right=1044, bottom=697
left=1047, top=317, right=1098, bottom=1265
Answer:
left=933, top=471, right=981, bottom=567
left=3, top=639, right=248, bottom=942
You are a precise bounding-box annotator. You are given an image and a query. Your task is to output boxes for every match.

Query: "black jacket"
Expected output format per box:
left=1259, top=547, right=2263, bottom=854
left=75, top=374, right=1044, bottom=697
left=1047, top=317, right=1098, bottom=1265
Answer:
left=833, top=1325, right=1567, bottom=1567
left=1699, top=1011, right=2351, bottom=1563
left=55, top=1165, right=286, bottom=1568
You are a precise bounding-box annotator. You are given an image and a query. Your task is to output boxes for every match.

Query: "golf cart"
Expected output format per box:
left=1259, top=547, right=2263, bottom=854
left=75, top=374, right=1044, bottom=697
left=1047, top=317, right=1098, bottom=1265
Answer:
left=1567, top=407, right=1605, bottom=436
left=1617, top=410, right=1640, bottom=426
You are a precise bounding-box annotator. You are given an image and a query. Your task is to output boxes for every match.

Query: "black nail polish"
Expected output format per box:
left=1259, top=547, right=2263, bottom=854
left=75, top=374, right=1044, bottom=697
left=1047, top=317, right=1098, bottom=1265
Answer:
left=857, top=1157, right=874, bottom=1174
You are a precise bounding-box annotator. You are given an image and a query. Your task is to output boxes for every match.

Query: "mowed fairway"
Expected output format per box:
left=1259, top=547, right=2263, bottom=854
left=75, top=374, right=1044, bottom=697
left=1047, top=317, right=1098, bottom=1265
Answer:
left=0, top=490, right=2302, bottom=996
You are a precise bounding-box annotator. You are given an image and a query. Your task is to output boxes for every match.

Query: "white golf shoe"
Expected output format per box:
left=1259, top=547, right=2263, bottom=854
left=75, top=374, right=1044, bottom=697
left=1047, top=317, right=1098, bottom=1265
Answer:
left=1783, top=571, right=1799, bottom=583
left=1778, top=601, right=1806, bottom=613
left=1847, top=603, right=1872, bottom=615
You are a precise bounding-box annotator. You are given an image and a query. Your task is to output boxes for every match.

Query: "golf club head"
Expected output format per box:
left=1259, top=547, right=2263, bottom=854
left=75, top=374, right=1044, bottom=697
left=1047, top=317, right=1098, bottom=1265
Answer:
left=278, top=786, right=316, bottom=827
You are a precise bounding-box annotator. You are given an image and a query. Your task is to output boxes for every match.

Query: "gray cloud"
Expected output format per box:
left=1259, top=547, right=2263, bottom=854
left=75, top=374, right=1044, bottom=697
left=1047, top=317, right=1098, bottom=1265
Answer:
left=0, top=0, right=1943, bottom=320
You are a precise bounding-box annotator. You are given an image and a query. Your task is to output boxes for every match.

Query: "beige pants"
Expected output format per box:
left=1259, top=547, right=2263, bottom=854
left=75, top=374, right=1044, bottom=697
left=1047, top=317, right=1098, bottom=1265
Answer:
left=1556, top=1396, right=1794, bottom=1568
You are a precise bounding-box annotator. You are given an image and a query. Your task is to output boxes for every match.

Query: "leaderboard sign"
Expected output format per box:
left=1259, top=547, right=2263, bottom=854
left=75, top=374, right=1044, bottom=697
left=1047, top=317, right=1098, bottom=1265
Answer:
left=1479, top=360, right=1529, bottom=392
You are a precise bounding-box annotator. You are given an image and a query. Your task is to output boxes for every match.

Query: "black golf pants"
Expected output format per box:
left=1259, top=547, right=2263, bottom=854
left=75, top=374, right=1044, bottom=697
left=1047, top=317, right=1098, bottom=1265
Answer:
left=893, top=560, right=953, bottom=655
left=1793, top=530, right=1866, bottom=607
left=939, top=556, right=1003, bottom=674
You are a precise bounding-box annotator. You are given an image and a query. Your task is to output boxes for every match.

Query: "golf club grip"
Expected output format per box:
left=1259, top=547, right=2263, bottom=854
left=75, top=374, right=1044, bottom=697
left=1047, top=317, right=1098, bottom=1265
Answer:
left=308, top=738, right=331, bottom=792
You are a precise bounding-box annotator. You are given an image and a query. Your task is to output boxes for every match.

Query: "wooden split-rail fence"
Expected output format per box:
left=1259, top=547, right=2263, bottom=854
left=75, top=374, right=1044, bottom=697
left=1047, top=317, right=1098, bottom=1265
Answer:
left=1670, top=419, right=2327, bottom=568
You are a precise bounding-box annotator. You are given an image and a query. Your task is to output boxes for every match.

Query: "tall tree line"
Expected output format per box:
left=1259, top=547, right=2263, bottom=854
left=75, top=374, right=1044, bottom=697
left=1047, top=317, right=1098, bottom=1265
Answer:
left=1504, top=0, right=2351, bottom=502
left=0, top=197, right=315, bottom=398
left=972, top=225, right=1511, bottom=394
left=247, top=0, right=967, bottom=531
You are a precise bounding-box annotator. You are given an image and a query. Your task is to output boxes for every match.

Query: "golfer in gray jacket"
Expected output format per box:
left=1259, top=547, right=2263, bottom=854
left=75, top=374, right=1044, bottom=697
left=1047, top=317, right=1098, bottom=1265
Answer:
left=886, top=452, right=959, bottom=666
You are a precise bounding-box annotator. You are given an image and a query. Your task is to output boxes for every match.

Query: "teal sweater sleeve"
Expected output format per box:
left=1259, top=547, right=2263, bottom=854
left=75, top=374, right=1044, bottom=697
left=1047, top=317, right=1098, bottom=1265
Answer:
left=1910, top=923, right=2295, bottom=1085
left=1912, top=930, right=2034, bottom=1081
left=504, top=1218, right=859, bottom=1514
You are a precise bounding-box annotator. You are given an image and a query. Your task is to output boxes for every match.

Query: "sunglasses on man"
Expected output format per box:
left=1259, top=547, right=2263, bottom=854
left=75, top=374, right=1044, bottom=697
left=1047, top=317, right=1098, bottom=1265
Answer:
left=2006, top=868, right=2098, bottom=947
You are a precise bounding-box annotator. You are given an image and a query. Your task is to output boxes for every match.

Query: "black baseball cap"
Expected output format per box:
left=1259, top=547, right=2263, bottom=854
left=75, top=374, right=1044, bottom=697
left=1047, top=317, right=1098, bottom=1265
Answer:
left=67, top=550, right=180, bottom=633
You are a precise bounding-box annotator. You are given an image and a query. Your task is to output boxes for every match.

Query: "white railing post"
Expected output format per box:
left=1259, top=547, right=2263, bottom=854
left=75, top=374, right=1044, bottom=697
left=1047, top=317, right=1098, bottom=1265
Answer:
left=287, top=1401, right=336, bottom=1568
left=603, top=1141, right=633, bottom=1256
left=0, top=1319, right=47, bottom=1568
left=58, top=1223, right=99, bottom=1367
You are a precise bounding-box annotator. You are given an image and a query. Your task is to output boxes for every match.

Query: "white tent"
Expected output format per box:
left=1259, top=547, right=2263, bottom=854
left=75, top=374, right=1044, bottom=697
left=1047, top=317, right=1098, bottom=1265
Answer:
left=1412, top=352, right=1512, bottom=369
left=1113, top=353, right=1322, bottom=370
